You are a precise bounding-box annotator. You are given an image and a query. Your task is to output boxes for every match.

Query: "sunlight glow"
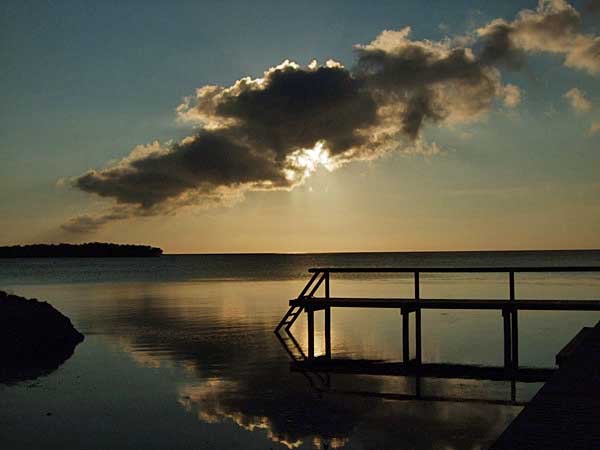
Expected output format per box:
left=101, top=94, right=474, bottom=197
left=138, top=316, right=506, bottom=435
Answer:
left=285, top=141, right=335, bottom=183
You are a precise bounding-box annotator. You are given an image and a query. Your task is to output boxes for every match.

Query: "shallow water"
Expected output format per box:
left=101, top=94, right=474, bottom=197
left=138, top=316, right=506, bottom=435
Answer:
left=1, top=251, right=600, bottom=449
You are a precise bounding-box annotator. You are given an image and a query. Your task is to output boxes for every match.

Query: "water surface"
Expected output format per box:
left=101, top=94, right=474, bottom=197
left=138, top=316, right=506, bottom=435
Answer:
left=1, top=251, right=599, bottom=449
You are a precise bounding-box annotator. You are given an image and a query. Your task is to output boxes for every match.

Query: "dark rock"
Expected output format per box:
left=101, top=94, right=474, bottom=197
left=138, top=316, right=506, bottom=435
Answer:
left=0, top=291, right=84, bottom=383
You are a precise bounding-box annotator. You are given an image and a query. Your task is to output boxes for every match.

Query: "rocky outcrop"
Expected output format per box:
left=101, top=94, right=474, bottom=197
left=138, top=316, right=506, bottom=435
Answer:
left=0, top=291, right=84, bottom=382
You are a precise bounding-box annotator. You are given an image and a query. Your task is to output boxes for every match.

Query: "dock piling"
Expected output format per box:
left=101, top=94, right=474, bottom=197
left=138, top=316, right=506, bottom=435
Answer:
left=325, top=271, right=331, bottom=358
left=402, top=308, right=410, bottom=362
left=510, top=271, right=519, bottom=369
left=307, top=304, right=314, bottom=359
left=415, top=271, right=422, bottom=365
left=503, top=308, right=512, bottom=369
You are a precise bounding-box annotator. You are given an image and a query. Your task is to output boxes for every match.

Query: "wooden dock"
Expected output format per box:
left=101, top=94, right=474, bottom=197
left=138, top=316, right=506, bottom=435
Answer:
left=489, top=320, right=600, bottom=449
left=276, top=266, right=600, bottom=370
left=275, top=266, right=600, bottom=449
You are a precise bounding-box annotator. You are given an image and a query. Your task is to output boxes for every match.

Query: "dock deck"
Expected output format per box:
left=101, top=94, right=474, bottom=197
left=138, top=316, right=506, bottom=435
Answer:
left=489, top=320, right=600, bottom=449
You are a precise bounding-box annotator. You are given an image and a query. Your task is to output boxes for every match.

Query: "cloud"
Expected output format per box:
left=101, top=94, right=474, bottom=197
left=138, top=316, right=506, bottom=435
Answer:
left=67, top=53, right=509, bottom=230
left=563, top=87, right=592, bottom=112
left=65, top=61, right=387, bottom=227
left=502, top=84, right=522, bottom=108
left=477, top=0, right=600, bottom=75
left=589, top=121, right=600, bottom=134
left=64, top=1, right=600, bottom=232
left=354, top=27, right=506, bottom=138
left=61, top=208, right=130, bottom=234
left=181, top=61, right=377, bottom=158
left=71, top=134, right=287, bottom=210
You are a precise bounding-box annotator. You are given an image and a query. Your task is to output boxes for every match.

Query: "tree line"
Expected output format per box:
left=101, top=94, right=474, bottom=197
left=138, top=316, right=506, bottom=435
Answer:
left=0, top=243, right=163, bottom=258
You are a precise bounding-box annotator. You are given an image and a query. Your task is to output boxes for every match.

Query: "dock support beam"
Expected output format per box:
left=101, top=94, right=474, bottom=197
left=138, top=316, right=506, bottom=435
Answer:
left=503, top=308, right=512, bottom=369
left=511, top=310, right=519, bottom=369
left=402, top=308, right=410, bottom=362
left=415, top=271, right=422, bottom=365
left=501, top=272, right=519, bottom=371
left=307, top=305, right=314, bottom=359
left=510, top=271, right=519, bottom=369
left=325, top=271, right=331, bottom=359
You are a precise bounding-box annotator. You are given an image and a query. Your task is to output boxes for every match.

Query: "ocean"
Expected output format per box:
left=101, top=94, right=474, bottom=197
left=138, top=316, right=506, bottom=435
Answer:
left=1, top=250, right=600, bottom=449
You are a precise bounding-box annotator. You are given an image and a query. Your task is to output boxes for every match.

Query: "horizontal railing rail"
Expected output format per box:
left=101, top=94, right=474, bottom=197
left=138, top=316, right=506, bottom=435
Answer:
left=280, top=265, right=600, bottom=367
left=308, top=266, right=600, bottom=273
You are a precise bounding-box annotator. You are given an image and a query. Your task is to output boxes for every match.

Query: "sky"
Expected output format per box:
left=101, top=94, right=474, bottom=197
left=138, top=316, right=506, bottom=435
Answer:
left=1, top=0, right=600, bottom=253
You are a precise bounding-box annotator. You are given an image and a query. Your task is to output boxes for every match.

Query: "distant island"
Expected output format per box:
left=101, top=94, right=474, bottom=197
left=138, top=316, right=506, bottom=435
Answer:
left=0, top=243, right=163, bottom=258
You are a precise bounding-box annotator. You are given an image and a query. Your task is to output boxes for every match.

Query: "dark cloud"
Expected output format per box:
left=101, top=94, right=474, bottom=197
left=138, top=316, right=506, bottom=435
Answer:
left=354, top=28, right=503, bottom=137
left=65, top=60, right=388, bottom=231
left=356, top=40, right=487, bottom=89
left=477, top=22, right=526, bottom=69
left=63, top=1, right=600, bottom=232
left=400, top=88, right=445, bottom=140
left=212, top=63, right=378, bottom=159
left=73, top=131, right=285, bottom=209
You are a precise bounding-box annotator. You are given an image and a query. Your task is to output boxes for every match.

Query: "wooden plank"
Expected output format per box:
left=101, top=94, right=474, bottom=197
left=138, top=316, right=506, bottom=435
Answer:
left=490, top=321, right=600, bottom=450
left=555, top=327, right=593, bottom=368
left=290, top=297, right=600, bottom=311
left=308, top=266, right=600, bottom=273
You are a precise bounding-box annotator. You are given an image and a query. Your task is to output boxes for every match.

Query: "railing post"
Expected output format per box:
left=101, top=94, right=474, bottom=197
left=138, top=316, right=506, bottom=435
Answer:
left=510, top=378, right=516, bottom=403
left=414, top=271, right=422, bottom=365
left=502, top=307, right=512, bottom=369
left=325, top=271, right=331, bottom=359
left=307, top=303, right=314, bottom=359
left=509, top=271, right=515, bottom=300
left=402, top=307, right=410, bottom=363
left=509, top=271, right=519, bottom=370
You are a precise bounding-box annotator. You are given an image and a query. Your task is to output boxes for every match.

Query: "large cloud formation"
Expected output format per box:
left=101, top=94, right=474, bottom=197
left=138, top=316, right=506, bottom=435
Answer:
left=63, top=0, right=600, bottom=233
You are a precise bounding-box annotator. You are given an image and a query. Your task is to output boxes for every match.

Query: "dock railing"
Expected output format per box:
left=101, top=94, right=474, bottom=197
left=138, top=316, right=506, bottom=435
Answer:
left=275, top=266, right=600, bottom=371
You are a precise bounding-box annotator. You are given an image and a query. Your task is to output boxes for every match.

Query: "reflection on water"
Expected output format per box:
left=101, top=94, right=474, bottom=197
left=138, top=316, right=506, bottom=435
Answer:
left=1, top=253, right=600, bottom=449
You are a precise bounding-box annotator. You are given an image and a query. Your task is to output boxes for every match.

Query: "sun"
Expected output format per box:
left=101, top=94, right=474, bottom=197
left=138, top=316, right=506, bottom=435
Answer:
left=285, top=141, right=335, bottom=183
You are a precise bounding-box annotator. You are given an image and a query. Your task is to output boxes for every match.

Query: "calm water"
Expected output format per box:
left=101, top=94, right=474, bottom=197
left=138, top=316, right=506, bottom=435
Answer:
left=1, top=251, right=600, bottom=449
